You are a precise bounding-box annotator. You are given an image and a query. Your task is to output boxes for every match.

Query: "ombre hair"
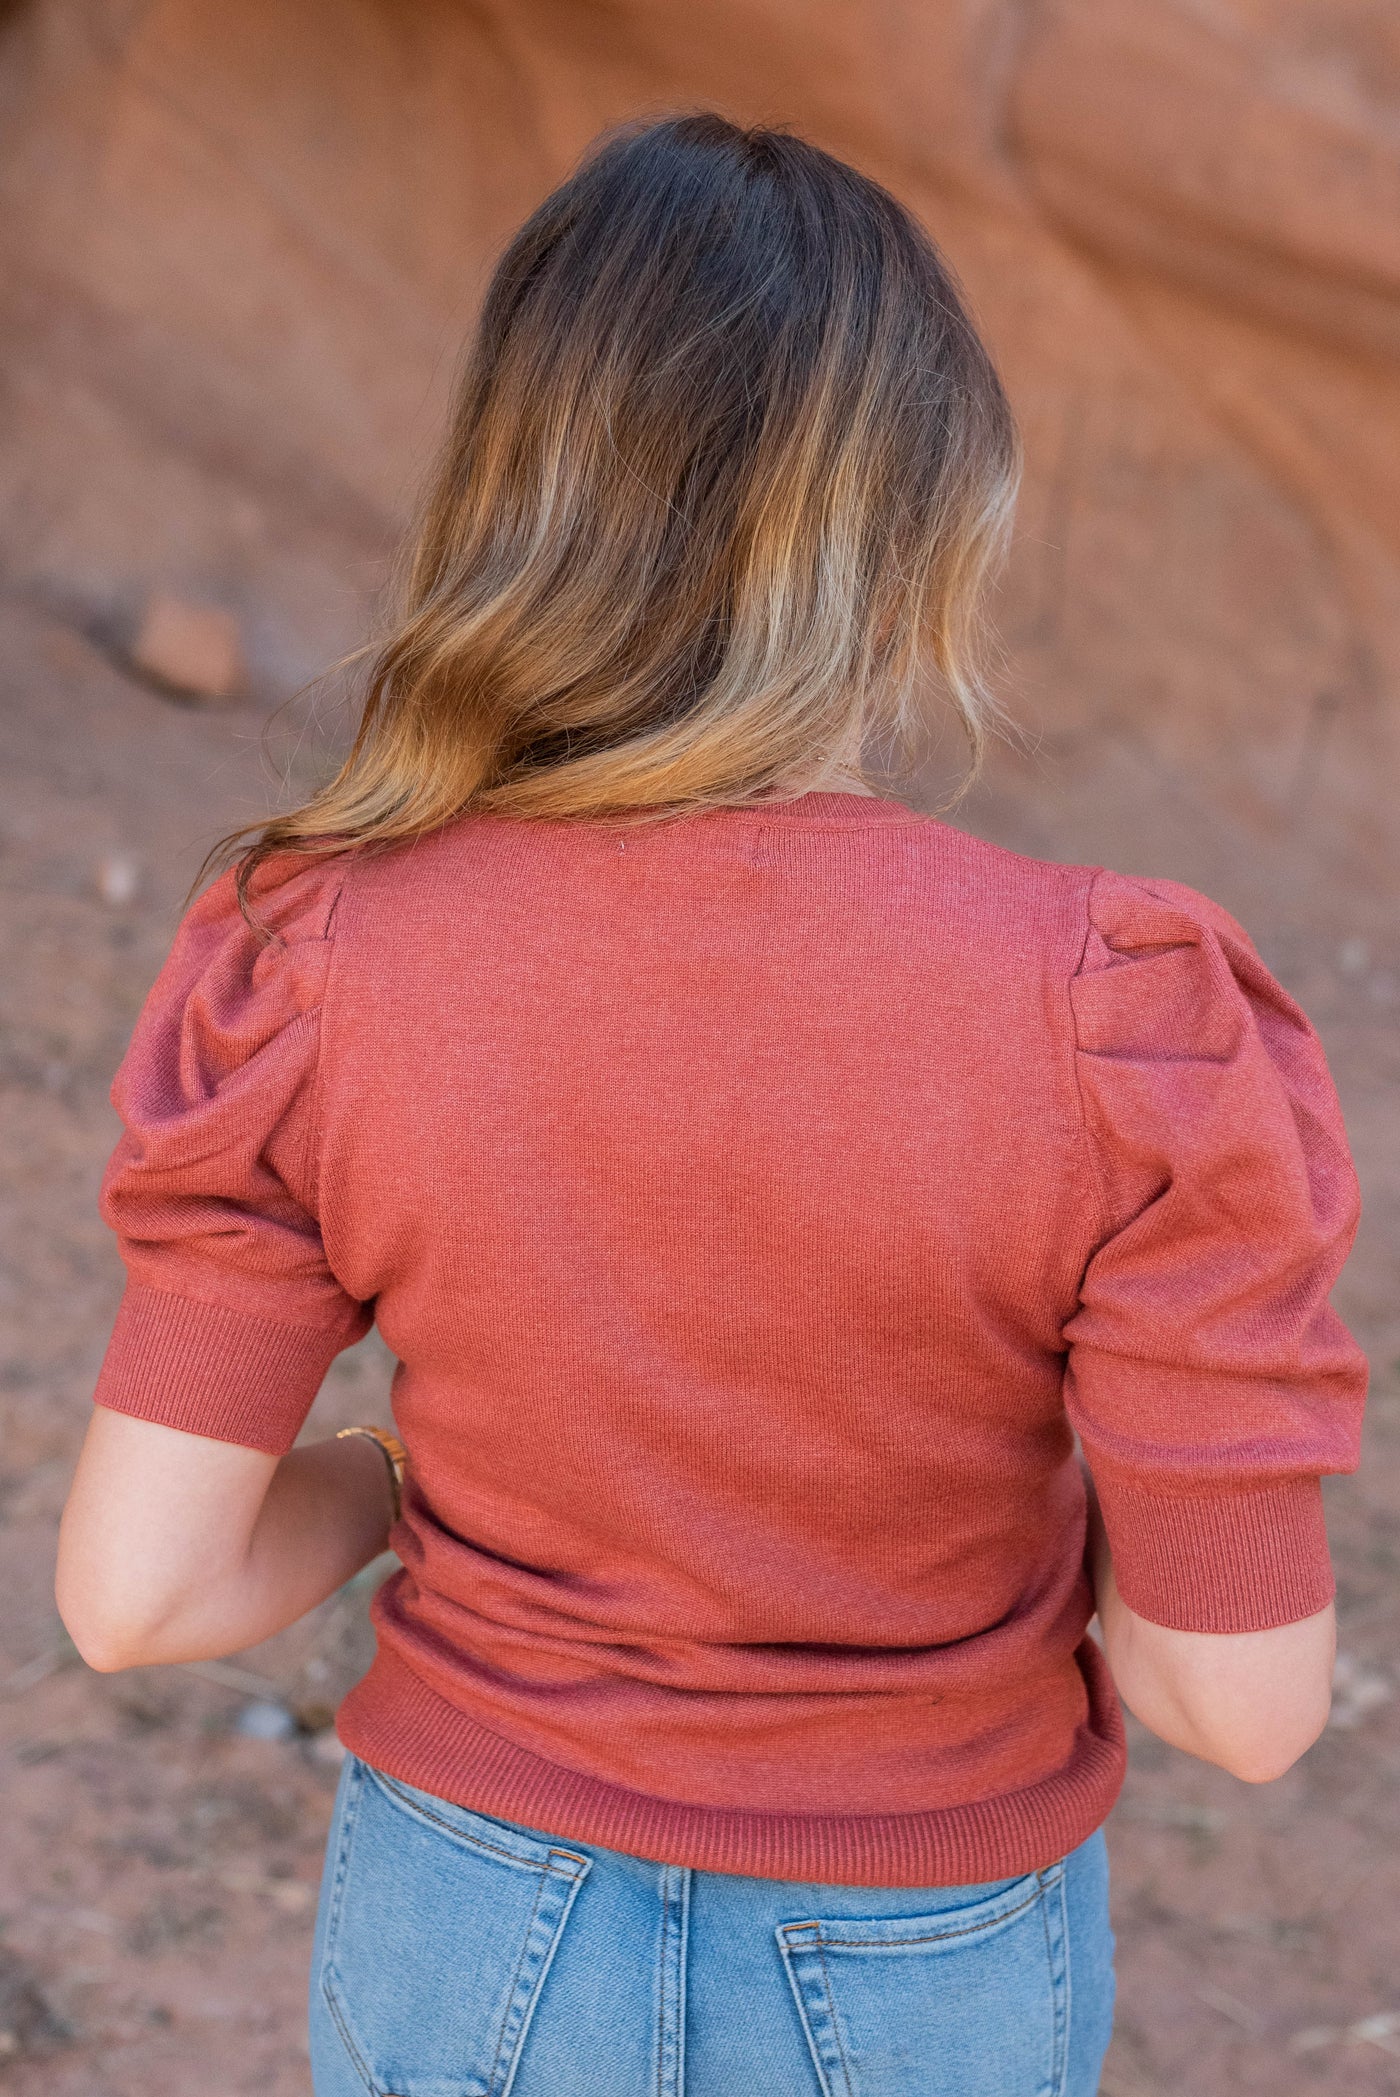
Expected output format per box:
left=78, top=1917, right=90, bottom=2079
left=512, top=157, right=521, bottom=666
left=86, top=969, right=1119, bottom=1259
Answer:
left=217, top=113, right=1020, bottom=903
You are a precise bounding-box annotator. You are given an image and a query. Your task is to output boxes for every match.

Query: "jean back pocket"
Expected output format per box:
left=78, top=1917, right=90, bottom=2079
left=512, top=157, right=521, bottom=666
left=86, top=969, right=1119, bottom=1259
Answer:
left=317, top=1762, right=590, bottom=2097
left=776, top=1865, right=1069, bottom=2097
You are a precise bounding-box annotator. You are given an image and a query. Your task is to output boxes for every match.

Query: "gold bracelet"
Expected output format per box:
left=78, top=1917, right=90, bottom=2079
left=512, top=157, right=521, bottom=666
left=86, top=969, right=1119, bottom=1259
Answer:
left=336, top=1424, right=408, bottom=1525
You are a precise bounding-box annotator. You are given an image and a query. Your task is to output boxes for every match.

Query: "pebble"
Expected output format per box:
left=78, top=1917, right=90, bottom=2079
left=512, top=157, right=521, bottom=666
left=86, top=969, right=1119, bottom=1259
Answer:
left=1329, top=1652, right=1391, bottom=1730
left=130, top=591, right=244, bottom=702
left=234, top=1699, right=296, bottom=1742
left=95, top=852, right=140, bottom=906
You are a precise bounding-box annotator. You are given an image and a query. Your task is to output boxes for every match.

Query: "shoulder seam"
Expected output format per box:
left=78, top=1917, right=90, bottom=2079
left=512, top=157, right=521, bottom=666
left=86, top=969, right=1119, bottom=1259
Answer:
left=322, top=867, right=349, bottom=940
left=304, top=857, right=354, bottom=1223
left=1066, top=867, right=1115, bottom=1244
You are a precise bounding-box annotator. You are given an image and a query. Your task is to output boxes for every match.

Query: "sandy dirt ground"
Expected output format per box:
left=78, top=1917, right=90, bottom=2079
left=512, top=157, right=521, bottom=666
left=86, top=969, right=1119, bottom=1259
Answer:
left=2, top=592, right=1398, bottom=2096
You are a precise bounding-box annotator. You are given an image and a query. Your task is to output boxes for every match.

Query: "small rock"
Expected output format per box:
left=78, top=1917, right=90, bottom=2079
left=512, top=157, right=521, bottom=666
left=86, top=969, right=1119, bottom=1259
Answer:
left=268, top=1880, right=317, bottom=1913
left=1349, top=2004, right=1399, bottom=2038
left=1293, top=2009, right=1400, bottom=2056
left=293, top=1698, right=336, bottom=1734
left=1329, top=1651, right=1391, bottom=1730
left=95, top=851, right=140, bottom=906
left=131, top=592, right=243, bottom=702
left=0, top=1948, right=68, bottom=2060
left=233, top=1699, right=296, bottom=1741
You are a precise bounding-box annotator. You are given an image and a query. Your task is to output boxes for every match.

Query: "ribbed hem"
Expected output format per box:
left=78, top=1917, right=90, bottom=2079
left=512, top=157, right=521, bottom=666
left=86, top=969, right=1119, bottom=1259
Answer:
left=92, top=1281, right=347, bottom=1454
left=336, top=1642, right=1126, bottom=1888
left=1096, top=1473, right=1334, bottom=1631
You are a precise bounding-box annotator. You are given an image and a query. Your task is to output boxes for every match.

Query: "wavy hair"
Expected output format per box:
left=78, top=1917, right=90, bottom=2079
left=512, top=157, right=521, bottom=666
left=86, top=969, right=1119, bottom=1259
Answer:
left=213, top=114, right=1020, bottom=905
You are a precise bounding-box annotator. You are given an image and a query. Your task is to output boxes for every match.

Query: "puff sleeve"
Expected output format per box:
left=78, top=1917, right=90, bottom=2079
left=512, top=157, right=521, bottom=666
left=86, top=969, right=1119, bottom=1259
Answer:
left=92, top=857, right=373, bottom=1455
left=1065, top=870, right=1367, bottom=1632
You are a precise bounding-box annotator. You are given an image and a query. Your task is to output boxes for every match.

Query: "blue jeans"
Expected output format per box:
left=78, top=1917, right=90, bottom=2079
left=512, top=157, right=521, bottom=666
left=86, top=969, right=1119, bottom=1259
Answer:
left=309, top=1756, right=1115, bottom=2096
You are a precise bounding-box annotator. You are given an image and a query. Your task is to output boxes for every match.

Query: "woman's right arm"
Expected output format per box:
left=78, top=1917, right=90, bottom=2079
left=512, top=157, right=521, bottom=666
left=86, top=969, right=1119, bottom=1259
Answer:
left=1066, top=871, right=1362, bottom=1785
left=1085, top=1479, right=1335, bottom=1783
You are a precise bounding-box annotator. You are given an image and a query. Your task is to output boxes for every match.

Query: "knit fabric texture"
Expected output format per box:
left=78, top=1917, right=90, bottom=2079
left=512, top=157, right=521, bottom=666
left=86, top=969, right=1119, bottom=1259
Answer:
left=93, top=793, right=1367, bottom=1884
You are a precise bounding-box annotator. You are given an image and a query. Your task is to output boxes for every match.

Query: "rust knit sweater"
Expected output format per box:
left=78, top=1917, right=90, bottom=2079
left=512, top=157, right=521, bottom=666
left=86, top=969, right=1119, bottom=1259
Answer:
left=93, top=793, right=1367, bottom=1884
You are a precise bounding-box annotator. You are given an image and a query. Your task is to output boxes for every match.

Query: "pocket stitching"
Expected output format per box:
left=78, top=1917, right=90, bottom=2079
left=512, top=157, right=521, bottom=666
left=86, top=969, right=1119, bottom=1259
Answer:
left=654, top=1867, right=671, bottom=2097
left=783, top=1876, right=1049, bottom=1952
left=1039, top=1866, right=1071, bottom=2097
left=324, top=1765, right=592, bottom=2097
left=319, top=1764, right=382, bottom=2097
left=323, top=1984, right=381, bottom=2097
left=370, top=1769, right=588, bottom=1878
left=815, top=1932, right=855, bottom=2097
left=778, top=1867, right=1069, bottom=2097
left=484, top=1862, right=549, bottom=2097
left=777, top=1928, right=844, bottom=2097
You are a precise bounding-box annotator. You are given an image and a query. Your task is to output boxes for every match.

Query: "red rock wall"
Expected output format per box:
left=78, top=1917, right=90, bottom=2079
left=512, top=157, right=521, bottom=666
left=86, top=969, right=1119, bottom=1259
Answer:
left=1, top=0, right=1396, bottom=937
left=2, top=22, right=1395, bottom=2082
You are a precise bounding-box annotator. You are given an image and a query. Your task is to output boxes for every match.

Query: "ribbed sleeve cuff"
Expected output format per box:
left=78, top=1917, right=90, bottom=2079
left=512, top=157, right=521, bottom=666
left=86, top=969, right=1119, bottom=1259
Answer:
left=1095, top=1474, right=1334, bottom=1632
left=93, top=1282, right=348, bottom=1455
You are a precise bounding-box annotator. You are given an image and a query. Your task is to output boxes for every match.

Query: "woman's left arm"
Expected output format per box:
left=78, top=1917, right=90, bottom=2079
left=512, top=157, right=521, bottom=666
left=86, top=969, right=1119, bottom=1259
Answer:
left=56, top=1410, right=394, bottom=1673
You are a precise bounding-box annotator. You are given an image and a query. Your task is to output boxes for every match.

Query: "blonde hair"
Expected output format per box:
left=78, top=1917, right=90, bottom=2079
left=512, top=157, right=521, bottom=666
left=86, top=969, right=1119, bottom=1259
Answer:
left=214, top=115, right=1020, bottom=907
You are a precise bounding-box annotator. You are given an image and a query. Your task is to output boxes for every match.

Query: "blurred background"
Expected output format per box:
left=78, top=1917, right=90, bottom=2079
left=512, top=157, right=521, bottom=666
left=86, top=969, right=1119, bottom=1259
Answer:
left=1, top=2, right=1397, bottom=2091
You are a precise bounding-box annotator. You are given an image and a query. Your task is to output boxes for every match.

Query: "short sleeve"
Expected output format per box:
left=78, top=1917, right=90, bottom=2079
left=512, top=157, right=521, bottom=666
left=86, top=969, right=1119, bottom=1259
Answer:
left=1065, top=869, right=1367, bottom=1632
left=93, top=854, right=372, bottom=1455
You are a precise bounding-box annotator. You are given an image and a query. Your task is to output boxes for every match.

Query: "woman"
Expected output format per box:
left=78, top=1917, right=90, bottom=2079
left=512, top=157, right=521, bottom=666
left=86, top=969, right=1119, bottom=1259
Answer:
left=57, top=116, right=1363, bottom=2096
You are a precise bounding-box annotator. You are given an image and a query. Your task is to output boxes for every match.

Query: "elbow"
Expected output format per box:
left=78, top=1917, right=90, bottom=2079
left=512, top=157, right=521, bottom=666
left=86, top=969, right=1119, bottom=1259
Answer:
left=55, top=1568, right=175, bottom=1675
left=1220, top=1745, right=1298, bottom=1784
left=1108, top=1592, right=1338, bottom=1786
left=1221, top=1727, right=1328, bottom=1785
left=56, top=1596, right=150, bottom=1674
left=1212, top=1694, right=1333, bottom=1785
left=65, top=1625, right=147, bottom=1674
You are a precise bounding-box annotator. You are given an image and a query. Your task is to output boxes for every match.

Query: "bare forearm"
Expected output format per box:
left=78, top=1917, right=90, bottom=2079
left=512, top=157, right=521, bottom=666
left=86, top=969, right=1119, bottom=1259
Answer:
left=1091, top=1541, right=1228, bottom=1768
left=144, top=1435, right=392, bottom=1663
left=1084, top=1467, right=1334, bottom=1781
left=59, top=1426, right=394, bottom=1671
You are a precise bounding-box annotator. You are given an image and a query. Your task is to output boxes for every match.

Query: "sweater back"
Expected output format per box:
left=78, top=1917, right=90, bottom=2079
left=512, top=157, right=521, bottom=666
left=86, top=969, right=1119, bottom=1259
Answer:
left=94, top=792, right=1366, bottom=1882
